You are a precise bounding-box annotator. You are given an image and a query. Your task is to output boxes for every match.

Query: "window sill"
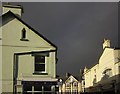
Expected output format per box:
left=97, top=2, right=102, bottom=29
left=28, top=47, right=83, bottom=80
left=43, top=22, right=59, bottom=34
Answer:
left=20, top=38, right=29, bottom=41
left=33, top=72, right=48, bottom=75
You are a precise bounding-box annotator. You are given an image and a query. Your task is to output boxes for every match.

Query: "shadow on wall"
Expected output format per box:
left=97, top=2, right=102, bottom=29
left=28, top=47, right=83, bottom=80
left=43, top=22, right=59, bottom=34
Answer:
left=85, top=74, right=120, bottom=94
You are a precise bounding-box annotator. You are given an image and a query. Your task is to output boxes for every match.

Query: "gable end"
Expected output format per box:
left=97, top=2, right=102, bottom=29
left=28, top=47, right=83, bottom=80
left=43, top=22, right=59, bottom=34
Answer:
left=2, top=11, right=57, bottom=49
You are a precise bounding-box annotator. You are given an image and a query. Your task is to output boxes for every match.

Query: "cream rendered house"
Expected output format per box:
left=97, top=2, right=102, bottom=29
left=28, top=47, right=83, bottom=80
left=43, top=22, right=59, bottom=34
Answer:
left=1, top=4, right=58, bottom=94
left=83, top=39, right=120, bottom=93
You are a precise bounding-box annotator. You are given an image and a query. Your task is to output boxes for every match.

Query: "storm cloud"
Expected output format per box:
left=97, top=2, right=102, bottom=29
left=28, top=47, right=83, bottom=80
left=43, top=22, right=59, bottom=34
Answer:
left=11, top=2, right=118, bottom=76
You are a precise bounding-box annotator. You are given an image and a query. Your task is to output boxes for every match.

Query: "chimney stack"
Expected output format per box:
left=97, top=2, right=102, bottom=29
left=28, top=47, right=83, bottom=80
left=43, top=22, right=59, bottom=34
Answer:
left=2, top=3, right=24, bottom=18
left=66, top=73, right=70, bottom=78
left=103, top=38, right=110, bottom=49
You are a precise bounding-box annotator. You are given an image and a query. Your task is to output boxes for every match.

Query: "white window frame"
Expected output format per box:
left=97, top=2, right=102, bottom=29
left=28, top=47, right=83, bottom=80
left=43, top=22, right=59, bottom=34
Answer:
left=34, top=55, right=46, bottom=73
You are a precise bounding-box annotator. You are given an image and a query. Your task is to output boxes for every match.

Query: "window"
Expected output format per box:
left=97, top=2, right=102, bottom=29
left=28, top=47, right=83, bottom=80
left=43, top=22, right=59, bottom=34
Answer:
left=20, top=28, right=29, bottom=41
left=73, top=82, right=78, bottom=87
left=22, top=28, right=26, bottom=39
left=104, top=69, right=112, bottom=77
left=35, top=55, right=45, bottom=72
left=34, top=85, right=42, bottom=91
left=93, top=75, right=96, bottom=84
left=102, top=69, right=112, bottom=80
left=23, top=85, right=32, bottom=93
left=66, top=83, right=70, bottom=87
left=94, top=69, right=96, bottom=73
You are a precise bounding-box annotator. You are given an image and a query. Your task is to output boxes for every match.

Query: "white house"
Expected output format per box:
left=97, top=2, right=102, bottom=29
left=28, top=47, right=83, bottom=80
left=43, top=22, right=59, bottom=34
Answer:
left=83, top=39, right=120, bottom=93
left=58, top=73, right=81, bottom=93
left=1, top=4, right=58, bottom=94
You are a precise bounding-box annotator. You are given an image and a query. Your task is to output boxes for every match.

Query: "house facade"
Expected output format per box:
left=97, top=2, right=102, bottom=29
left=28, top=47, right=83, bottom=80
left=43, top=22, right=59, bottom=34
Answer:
left=58, top=74, right=81, bottom=93
left=1, top=4, right=58, bottom=94
left=83, top=39, right=120, bottom=93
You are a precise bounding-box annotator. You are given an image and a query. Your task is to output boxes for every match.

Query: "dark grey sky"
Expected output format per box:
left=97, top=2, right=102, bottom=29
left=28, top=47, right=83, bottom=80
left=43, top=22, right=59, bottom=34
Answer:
left=11, top=2, right=118, bottom=76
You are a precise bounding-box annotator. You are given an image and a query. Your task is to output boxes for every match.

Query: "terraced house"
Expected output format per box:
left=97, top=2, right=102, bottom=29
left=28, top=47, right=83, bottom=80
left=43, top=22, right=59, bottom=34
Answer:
left=83, top=39, right=120, bottom=94
left=1, top=3, right=58, bottom=94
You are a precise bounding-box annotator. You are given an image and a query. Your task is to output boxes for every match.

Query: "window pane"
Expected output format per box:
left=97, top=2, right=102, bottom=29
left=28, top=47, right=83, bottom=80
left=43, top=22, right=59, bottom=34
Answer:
left=34, top=85, right=42, bottom=91
left=35, top=56, right=45, bottom=63
left=66, top=83, right=70, bottom=87
left=35, top=64, right=45, bottom=71
left=44, top=85, right=51, bottom=91
left=35, top=56, right=45, bottom=72
left=23, top=85, right=32, bottom=91
left=74, top=82, right=78, bottom=87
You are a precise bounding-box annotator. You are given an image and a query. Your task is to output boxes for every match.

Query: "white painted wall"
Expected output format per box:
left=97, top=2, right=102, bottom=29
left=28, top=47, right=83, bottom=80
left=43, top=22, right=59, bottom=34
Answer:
left=84, top=47, right=120, bottom=91
left=2, top=15, right=57, bottom=92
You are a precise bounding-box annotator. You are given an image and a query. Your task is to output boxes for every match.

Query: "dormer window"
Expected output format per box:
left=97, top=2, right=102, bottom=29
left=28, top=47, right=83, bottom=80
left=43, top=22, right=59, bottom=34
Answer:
left=20, top=28, right=29, bottom=41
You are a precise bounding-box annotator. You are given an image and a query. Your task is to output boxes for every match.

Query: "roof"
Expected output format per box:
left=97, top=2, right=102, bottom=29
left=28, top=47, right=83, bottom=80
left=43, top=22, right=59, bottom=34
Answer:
left=2, top=11, right=57, bottom=49
left=64, top=75, right=80, bottom=83
left=57, top=74, right=80, bottom=83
